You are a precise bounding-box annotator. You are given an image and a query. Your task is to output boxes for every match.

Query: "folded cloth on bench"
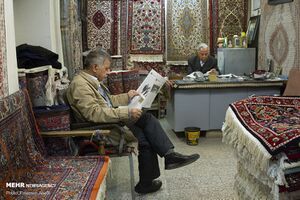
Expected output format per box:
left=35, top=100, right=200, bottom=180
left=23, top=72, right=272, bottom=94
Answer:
left=0, top=90, right=110, bottom=199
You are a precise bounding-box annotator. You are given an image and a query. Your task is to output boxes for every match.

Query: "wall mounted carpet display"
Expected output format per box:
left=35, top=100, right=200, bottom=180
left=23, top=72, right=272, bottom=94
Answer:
left=120, top=0, right=128, bottom=65
left=0, top=0, right=8, bottom=98
left=258, top=0, right=300, bottom=76
left=166, top=0, right=208, bottom=63
left=86, top=0, right=118, bottom=55
left=217, top=0, right=248, bottom=40
left=209, top=0, right=219, bottom=55
left=60, top=0, right=83, bottom=79
left=128, top=0, right=165, bottom=62
left=209, top=0, right=248, bottom=55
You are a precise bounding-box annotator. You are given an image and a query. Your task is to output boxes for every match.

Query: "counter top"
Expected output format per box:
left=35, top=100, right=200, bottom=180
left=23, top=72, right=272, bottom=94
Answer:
left=173, top=78, right=285, bottom=89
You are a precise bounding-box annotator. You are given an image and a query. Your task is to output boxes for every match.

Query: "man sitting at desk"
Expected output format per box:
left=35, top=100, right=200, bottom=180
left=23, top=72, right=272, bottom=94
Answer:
left=187, top=43, right=220, bottom=75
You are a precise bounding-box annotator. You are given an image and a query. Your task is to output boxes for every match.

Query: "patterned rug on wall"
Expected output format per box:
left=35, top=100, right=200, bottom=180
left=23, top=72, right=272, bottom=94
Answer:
left=258, top=0, right=300, bottom=76
left=128, top=0, right=165, bottom=55
left=166, top=0, right=209, bottom=62
left=86, top=0, right=118, bottom=55
left=120, top=0, right=129, bottom=66
left=60, top=0, right=83, bottom=79
left=218, top=0, right=248, bottom=39
left=0, top=0, right=8, bottom=98
left=209, top=0, right=219, bottom=55
left=209, top=0, right=248, bottom=55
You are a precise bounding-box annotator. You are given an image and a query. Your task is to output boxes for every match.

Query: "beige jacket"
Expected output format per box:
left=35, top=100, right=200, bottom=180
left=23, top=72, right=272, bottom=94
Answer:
left=66, top=71, right=136, bottom=144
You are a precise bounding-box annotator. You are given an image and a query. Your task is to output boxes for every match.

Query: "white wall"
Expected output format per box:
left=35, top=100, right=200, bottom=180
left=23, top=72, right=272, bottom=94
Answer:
left=5, top=0, right=18, bottom=95
left=13, top=0, right=63, bottom=64
left=14, top=0, right=51, bottom=50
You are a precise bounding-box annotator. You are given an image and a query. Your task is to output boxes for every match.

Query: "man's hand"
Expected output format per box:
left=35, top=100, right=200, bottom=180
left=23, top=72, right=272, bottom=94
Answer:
left=165, top=80, right=174, bottom=88
left=208, top=68, right=218, bottom=75
left=128, top=90, right=140, bottom=99
left=130, top=108, right=142, bottom=121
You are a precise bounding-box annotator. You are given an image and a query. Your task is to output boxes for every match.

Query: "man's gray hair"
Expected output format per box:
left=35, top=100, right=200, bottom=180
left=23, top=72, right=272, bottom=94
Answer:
left=83, top=48, right=111, bottom=69
left=197, top=43, right=209, bottom=51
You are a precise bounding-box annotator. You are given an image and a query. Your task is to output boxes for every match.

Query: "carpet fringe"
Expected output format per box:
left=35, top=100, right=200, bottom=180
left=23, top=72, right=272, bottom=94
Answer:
left=222, top=108, right=290, bottom=186
left=235, top=161, right=277, bottom=200
left=129, top=54, right=163, bottom=62
left=222, top=108, right=272, bottom=172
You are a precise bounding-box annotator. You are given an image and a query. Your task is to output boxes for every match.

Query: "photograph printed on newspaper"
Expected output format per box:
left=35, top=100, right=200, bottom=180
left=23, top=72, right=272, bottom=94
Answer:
left=129, top=69, right=166, bottom=109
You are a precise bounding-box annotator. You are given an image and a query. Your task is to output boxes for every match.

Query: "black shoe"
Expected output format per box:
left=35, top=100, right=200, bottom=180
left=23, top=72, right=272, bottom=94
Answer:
left=165, top=152, right=200, bottom=170
left=135, top=180, right=162, bottom=194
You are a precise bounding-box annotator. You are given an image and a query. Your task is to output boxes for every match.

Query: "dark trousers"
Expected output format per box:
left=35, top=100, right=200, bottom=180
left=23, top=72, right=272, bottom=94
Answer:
left=128, top=112, right=174, bottom=183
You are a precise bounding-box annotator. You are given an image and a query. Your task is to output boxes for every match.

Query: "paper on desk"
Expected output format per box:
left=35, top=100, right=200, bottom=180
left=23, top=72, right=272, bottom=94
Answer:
left=186, top=71, right=204, bottom=79
left=218, top=73, right=238, bottom=78
left=128, top=69, right=166, bottom=109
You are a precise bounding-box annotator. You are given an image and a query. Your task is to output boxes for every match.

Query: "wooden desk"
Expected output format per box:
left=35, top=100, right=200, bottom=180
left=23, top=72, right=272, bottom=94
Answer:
left=166, top=79, right=285, bottom=132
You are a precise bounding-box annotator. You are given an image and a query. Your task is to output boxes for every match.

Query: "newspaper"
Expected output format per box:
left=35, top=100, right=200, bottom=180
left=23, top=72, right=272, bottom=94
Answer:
left=128, top=69, right=166, bottom=109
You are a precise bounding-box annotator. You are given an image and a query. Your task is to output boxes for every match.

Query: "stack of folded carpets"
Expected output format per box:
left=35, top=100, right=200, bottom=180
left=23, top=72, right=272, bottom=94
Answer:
left=222, top=96, right=300, bottom=200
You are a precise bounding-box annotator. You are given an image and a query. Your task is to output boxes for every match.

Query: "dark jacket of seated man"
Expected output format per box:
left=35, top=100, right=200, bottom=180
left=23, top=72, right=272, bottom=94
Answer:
left=66, top=48, right=200, bottom=195
left=187, top=43, right=220, bottom=75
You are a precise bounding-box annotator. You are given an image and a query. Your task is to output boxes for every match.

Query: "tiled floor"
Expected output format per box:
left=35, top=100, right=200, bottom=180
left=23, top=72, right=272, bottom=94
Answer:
left=106, top=119, right=237, bottom=200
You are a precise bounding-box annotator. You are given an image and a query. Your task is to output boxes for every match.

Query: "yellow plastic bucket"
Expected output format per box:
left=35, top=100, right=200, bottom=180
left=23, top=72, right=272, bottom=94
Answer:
left=208, top=74, right=217, bottom=82
left=185, top=127, right=200, bottom=145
